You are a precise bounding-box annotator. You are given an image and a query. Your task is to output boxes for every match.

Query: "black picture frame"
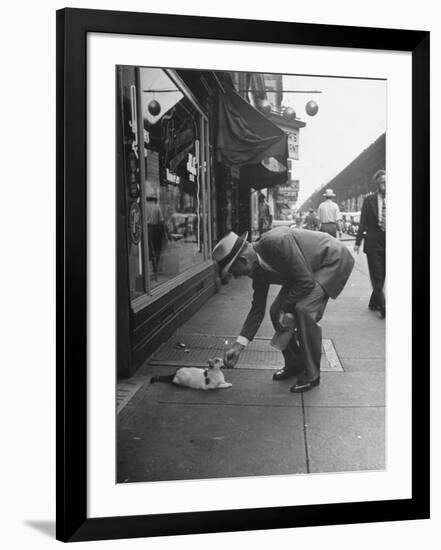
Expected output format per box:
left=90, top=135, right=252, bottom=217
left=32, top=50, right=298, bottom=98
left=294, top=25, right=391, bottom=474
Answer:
left=56, top=7, right=430, bottom=543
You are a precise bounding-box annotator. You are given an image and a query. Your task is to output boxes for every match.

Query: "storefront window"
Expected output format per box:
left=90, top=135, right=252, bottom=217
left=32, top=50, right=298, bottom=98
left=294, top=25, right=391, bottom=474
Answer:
left=118, top=67, right=209, bottom=300
left=140, top=68, right=206, bottom=290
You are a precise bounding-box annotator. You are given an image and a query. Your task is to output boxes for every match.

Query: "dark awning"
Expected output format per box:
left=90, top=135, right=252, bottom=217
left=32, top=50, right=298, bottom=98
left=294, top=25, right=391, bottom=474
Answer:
left=240, top=159, right=288, bottom=190
left=217, top=87, right=288, bottom=170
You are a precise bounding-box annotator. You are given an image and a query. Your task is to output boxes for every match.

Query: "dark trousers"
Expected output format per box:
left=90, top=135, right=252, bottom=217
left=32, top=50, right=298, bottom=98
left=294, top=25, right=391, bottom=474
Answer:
left=148, top=224, right=163, bottom=271
left=366, top=232, right=386, bottom=309
left=270, top=282, right=329, bottom=381
left=320, top=222, right=337, bottom=237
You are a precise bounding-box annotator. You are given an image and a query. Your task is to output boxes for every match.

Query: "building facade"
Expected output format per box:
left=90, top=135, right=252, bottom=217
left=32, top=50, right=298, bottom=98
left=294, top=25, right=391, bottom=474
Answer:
left=117, top=68, right=295, bottom=377
left=229, top=72, right=306, bottom=238
left=117, top=67, right=220, bottom=377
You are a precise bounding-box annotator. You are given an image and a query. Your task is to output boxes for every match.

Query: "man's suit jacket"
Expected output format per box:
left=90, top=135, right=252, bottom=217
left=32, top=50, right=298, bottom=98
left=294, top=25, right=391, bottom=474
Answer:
left=239, top=226, right=354, bottom=341
left=355, top=193, right=385, bottom=255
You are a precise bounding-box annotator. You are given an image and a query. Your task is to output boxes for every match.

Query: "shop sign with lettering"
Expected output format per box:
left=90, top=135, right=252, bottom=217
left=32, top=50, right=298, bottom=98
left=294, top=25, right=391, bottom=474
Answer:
left=166, top=169, right=180, bottom=184
left=187, top=153, right=197, bottom=176
left=287, top=129, right=299, bottom=160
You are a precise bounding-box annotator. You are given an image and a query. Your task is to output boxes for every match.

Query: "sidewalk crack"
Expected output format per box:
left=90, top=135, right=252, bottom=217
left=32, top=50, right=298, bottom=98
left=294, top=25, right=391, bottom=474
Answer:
left=301, top=394, right=310, bottom=474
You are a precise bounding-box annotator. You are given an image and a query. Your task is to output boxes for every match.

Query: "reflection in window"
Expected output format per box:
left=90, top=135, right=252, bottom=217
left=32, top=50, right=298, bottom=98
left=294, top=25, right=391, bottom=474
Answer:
left=118, top=65, right=146, bottom=300
left=140, top=68, right=204, bottom=289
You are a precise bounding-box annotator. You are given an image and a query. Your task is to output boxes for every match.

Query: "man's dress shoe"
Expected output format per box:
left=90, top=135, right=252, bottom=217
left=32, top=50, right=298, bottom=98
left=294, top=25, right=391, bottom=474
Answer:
left=290, top=377, right=320, bottom=393
left=272, top=368, right=298, bottom=381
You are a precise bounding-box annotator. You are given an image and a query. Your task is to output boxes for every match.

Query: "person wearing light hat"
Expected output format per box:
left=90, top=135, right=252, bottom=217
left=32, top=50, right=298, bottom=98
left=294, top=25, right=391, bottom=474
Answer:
left=212, top=226, right=354, bottom=393
left=317, top=188, right=342, bottom=238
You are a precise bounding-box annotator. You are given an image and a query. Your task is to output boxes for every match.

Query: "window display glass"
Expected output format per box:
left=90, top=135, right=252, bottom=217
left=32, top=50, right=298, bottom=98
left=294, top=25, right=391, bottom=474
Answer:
left=140, top=68, right=205, bottom=289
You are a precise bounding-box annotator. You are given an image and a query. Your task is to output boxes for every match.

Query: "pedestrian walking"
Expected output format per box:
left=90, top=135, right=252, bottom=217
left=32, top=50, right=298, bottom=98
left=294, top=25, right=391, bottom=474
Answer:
left=354, top=170, right=386, bottom=318
left=145, top=195, right=166, bottom=273
left=317, top=189, right=342, bottom=238
left=258, top=193, right=272, bottom=236
left=212, top=226, right=354, bottom=393
left=303, top=208, right=319, bottom=231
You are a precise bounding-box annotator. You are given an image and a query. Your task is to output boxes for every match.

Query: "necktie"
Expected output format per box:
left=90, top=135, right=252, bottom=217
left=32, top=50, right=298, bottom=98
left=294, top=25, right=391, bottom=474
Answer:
left=379, top=197, right=386, bottom=231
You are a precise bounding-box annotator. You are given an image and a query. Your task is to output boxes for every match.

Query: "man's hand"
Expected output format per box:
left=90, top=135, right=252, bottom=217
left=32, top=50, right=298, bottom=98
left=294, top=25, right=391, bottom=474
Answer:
left=274, top=310, right=295, bottom=332
left=274, top=310, right=286, bottom=333
left=224, top=342, right=245, bottom=369
left=353, top=244, right=360, bottom=254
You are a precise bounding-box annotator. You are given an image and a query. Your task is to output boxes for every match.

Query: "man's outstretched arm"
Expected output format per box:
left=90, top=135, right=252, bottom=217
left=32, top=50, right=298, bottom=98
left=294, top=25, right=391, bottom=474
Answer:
left=224, top=279, right=269, bottom=368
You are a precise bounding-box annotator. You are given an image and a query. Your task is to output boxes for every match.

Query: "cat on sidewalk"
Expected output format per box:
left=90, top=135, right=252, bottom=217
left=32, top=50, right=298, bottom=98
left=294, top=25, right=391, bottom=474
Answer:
left=150, top=357, right=232, bottom=390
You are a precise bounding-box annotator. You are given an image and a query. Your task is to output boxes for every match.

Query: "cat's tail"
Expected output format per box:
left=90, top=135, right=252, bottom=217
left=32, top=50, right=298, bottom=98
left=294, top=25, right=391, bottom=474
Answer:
left=150, top=373, right=175, bottom=385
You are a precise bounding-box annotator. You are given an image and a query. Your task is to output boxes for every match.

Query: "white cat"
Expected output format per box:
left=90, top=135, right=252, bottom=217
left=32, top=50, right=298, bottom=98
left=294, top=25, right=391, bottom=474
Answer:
left=150, top=357, right=232, bottom=390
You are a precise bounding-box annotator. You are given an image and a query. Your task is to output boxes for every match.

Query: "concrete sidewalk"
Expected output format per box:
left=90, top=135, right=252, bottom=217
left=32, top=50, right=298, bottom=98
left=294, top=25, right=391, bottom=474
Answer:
left=117, top=242, right=385, bottom=483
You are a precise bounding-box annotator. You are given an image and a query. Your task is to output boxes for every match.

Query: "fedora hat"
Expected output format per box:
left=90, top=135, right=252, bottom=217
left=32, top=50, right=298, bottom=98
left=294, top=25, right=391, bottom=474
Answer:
left=323, top=188, right=336, bottom=197
left=212, top=231, right=248, bottom=277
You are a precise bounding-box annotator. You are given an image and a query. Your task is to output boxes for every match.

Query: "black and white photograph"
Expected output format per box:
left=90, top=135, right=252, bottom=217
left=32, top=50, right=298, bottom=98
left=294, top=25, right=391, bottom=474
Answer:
left=51, top=5, right=429, bottom=544
left=116, top=66, right=387, bottom=484
left=0, top=0, right=435, bottom=546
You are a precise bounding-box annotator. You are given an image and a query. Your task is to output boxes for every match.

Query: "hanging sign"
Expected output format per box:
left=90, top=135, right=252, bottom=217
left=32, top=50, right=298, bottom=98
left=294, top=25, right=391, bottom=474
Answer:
left=287, top=129, right=299, bottom=160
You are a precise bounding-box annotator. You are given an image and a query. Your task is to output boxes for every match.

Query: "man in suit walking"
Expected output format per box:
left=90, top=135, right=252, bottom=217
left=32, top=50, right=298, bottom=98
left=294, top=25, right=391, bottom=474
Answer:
left=354, top=170, right=386, bottom=319
left=212, top=226, right=354, bottom=393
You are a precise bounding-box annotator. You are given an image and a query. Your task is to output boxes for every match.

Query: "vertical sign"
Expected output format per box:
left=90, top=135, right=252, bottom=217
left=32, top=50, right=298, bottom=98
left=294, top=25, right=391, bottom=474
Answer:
left=287, top=129, right=299, bottom=160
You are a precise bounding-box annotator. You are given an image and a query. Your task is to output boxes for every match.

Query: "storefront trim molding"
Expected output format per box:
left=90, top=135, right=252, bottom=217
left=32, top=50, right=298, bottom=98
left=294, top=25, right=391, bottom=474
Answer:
left=165, top=69, right=208, bottom=121
left=131, top=260, right=217, bottom=314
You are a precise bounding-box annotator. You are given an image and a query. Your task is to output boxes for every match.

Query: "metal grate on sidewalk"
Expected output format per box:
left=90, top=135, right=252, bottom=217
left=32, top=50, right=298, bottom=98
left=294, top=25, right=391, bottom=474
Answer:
left=148, top=333, right=343, bottom=372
